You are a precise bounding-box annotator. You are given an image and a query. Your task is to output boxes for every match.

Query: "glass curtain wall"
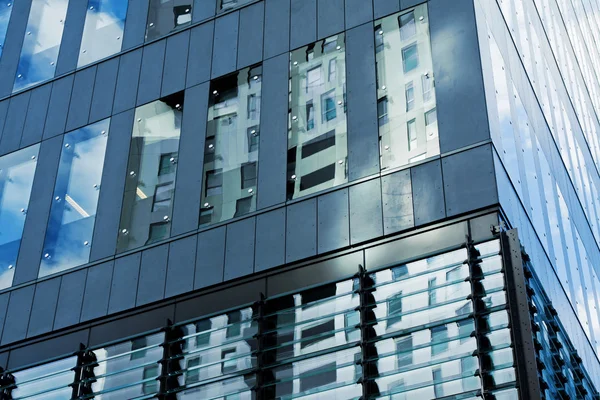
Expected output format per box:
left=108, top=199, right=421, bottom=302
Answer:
left=146, top=0, right=192, bottom=41
left=375, top=4, right=438, bottom=169
left=0, top=0, right=13, bottom=58
left=219, top=0, right=252, bottom=12
left=288, top=35, right=348, bottom=200
left=117, top=92, right=184, bottom=253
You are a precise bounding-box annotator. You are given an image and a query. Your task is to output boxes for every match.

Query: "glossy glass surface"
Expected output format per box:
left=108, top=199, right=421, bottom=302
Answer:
left=117, top=92, right=183, bottom=253
left=14, top=0, right=69, bottom=92
left=375, top=5, right=438, bottom=170
left=8, top=356, right=76, bottom=399
left=200, top=66, right=262, bottom=225
left=0, top=0, right=13, bottom=58
left=39, top=120, right=109, bottom=277
left=0, top=145, right=39, bottom=289
left=146, top=0, right=191, bottom=42
left=288, top=34, right=347, bottom=200
left=219, top=0, right=252, bottom=12
left=78, top=0, right=128, bottom=68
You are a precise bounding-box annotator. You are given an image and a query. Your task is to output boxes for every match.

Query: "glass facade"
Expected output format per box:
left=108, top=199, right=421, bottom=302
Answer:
left=77, top=0, right=128, bottom=68
left=146, top=0, right=192, bottom=42
left=200, top=65, right=262, bottom=225
left=40, top=119, right=109, bottom=277
left=117, top=92, right=184, bottom=253
left=288, top=35, right=348, bottom=200
left=219, top=0, right=252, bottom=12
left=0, top=145, right=39, bottom=289
left=14, top=0, right=69, bottom=92
left=375, top=5, right=438, bottom=170
left=0, top=0, right=12, bottom=58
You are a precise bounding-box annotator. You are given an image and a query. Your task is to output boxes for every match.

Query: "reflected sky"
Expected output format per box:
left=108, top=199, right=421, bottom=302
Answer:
left=13, top=0, right=69, bottom=93
left=10, top=356, right=76, bottom=399
left=0, top=0, right=13, bottom=58
left=78, top=0, right=128, bottom=68
left=39, top=119, right=110, bottom=277
left=0, top=145, right=39, bottom=289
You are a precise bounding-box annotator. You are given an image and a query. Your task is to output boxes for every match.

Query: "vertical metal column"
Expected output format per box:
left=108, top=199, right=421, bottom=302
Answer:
left=158, top=319, right=184, bottom=400
left=357, top=264, right=379, bottom=399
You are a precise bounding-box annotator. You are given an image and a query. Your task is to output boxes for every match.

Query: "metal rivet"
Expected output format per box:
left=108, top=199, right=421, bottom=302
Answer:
left=7, top=265, right=13, bottom=270
left=84, top=241, right=89, bottom=246
left=31, top=155, right=36, bottom=160
left=65, top=143, right=70, bottom=148
left=384, top=145, right=389, bottom=150
left=337, top=101, right=342, bottom=105
left=204, top=202, right=210, bottom=207
left=248, top=188, right=253, bottom=193
left=90, top=5, right=94, bottom=10
left=378, top=30, right=383, bottom=35
left=292, top=116, right=297, bottom=121
left=251, top=130, right=257, bottom=135
left=293, top=61, right=298, bottom=66
left=381, top=85, right=386, bottom=90
left=253, top=76, right=259, bottom=80
left=208, top=144, right=214, bottom=150
left=93, top=184, right=98, bottom=189
left=336, top=45, right=341, bottom=50
left=44, top=253, right=50, bottom=259
left=55, top=196, right=60, bottom=201
left=121, top=229, right=128, bottom=235
left=338, top=160, right=344, bottom=164
left=17, top=74, right=22, bottom=78
left=101, top=130, right=106, bottom=134
left=82, top=49, right=87, bottom=53
left=20, top=208, right=26, bottom=213
left=129, top=171, right=136, bottom=177
left=291, top=174, right=296, bottom=180
left=213, top=90, right=218, bottom=95
left=149, top=22, right=154, bottom=27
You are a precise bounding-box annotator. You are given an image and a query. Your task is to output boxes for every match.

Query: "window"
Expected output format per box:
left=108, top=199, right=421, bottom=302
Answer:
left=142, top=365, right=159, bottom=394
left=299, top=363, right=336, bottom=392
left=247, top=127, right=259, bottom=152
left=247, top=94, right=260, bottom=120
left=241, top=162, right=257, bottom=189
left=301, top=319, right=335, bottom=348
left=195, top=320, right=211, bottom=347
left=402, top=43, right=419, bottom=73
left=399, top=11, right=416, bottom=41
left=431, top=325, right=448, bottom=355
left=457, top=319, right=473, bottom=342
left=425, top=108, right=437, bottom=126
left=234, top=197, right=252, bottom=218
left=226, top=311, right=241, bottom=338
left=432, top=367, right=443, bottom=397
left=299, top=164, right=336, bottom=191
left=306, top=101, right=315, bottom=131
left=148, top=222, right=169, bottom=242
left=301, top=130, right=336, bottom=159
left=328, top=58, right=337, bottom=82
left=378, top=97, right=389, bottom=126
left=407, top=119, right=417, bottom=151
left=387, top=292, right=403, bottom=327
left=345, top=312, right=360, bottom=342
left=396, top=335, right=413, bottom=367
left=146, top=0, right=192, bottom=41
left=186, top=357, right=201, bottom=384
left=205, top=170, right=223, bottom=197
left=428, top=277, right=437, bottom=306
left=159, top=153, right=177, bottom=176
left=221, top=349, right=237, bottom=373
left=375, top=25, right=384, bottom=53
left=405, top=82, right=415, bottom=111
left=322, top=90, right=337, bottom=122
left=307, top=66, right=322, bottom=92
left=130, top=337, right=147, bottom=360
left=422, top=74, right=433, bottom=102
left=392, top=265, right=408, bottom=280
left=446, top=265, right=463, bottom=282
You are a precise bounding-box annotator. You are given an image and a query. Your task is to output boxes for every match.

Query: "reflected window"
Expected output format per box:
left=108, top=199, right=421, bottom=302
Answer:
left=428, top=277, right=437, bottom=305
left=142, top=365, right=159, bottom=394
left=14, top=0, right=69, bottom=92
left=376, top=5, right=438, bottom=170
left=9, top=357, right=76, bottom=399
left=131, top=337, right=147, bottom=360
left=0, top=145, right=39, bottom=289
left=375, top=25, right=384, bottom=53
left=431, top=325, right=448, bottom=355
left=117, top=92, right=184, bottom=253
left=146, top=0, right=192, bottom=41
left=433, top=367, right=443, bottom=397
left=299, top=363, right=336, bottom=392
left=0, top=0, right=13, bottom=58
left=221, top=348, right=237, bottom=374
left=288, top=34, right=347, bottom=200
left=186, top=357, right=201, bottom=384
left=40, top=120, right=109, bottom=277
left=220, top=0, right=252, bottom=12
left=396, top=335, right=413, bottom=367
left=78, top=0, right=128, bottom=68
left=387, top=292, right=403, bottom=327
left=301, top=319, right=335, bottom=348
left=200, top=65, right=262, bottom=225
left=195, top=320, right=211, bottom=347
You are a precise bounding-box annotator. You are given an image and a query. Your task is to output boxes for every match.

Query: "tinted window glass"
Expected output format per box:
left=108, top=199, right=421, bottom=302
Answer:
left=146, top=0, right=192, bottom=41
left=0, top=0, right=13, bottom=58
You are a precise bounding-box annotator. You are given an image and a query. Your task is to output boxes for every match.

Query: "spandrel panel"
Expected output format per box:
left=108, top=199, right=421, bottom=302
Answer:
left=287, top=34, right=348, bottom=200
left=146, top=0, right=192, bottom=42
left=0, top=145, right=39, bottom=289
left=117, top=92, right=184, bottom=253
left=78, top=0, right=128, bottom=68
left=0, top=0, right=13, bottom=58
left=14, top=0, right=69, bottom=93
left=40, top=119, right=110, bottom=277
left=200, top=66, right=261, bottom=226
left=375, top=5, right=439, bottom=170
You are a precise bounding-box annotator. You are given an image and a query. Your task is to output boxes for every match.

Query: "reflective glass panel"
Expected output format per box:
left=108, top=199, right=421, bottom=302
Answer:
left=219, top=0, right=252, bottom=12
left=0, top=145, right=39, bottom=289
left=375, top=5, right=438, bottom=170
left=40, top=119, right=109, bottom=277
left=7, top=356, right=76, bottom=399
left=117, top=92, right=183, bottom=252
left=146, top=0, right=191, bottom=42
left=14, top=0, right=69, bottom=92
left=0, top=0, right=13, bottom=58
left=288, top=34, right=347, bottom=200
left=77, top=0, right=128, bottom=68
left=200, top=66, right=262, bottom=225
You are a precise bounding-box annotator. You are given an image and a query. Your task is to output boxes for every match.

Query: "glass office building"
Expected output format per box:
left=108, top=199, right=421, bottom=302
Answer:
left=0, top=0, right=598, bottom=398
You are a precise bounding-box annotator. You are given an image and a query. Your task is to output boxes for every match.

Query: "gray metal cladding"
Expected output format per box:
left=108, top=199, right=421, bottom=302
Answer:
left=264, top=0, right=290, bottom=58
left=53, top=269, right=87, bottom=330
left=349, top=178, right=383, bottom=244
left=43, top=75, right=74, bottom=140
left=122, top=0, right=150, bottom=50
left=374, top=0, right=399, bottom=19
left=411, top=159, right=445, bottom=226
left=136, top=39, right=166, bottom=106
left=1, top=285, right=35, bottom=345
left=211, top=12, right=239, bottom=79
left=136, top=244, right=169, bottom=306
left=108, top=253, right=141, bottom=314
left=89, top=58, right=119, bottom=123
left=286, top=198, right=317, bottom=263
left=318, top=0, right=345, bottom=40
left=255, top=208, right=286, bottom=272
left=162, top=31, right=190, bottom=97
left=55, top=0, right=87, bottom=76
left=0, top=91, right=30, bottom=155
left=0, top=100, right=8, bottom=146
left=345, top=0, right=373, bottom=28
left=224, top=217, right=257, bottom=280
left=186, top=22, right=214, bottom=88
left=26, top=278, right=61, bottom=338
left=113, top=48, right=143, bottom=114
left=195, top=226, right=226, bottom=289
left=193, top=0, right=216, bottom=23
left=382, top=169, right=414, bottom=235
left=80, top=261, right=114, bottom=322
left=20, top=84, right=51, bottom=147
left=290, top=0, right=317, bottom=49
left=237, top=2, right=264, bottom=69
left=317, top=188, right=350, bottom=254
left=65, top=66, right=97, bottom=131
left=165, top=235, right=198, bottom=298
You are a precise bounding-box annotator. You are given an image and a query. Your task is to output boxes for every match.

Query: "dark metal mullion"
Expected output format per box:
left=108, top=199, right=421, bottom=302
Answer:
left=254, top=294, right=266, bottom=400
left=357, top=264, right=378, bottom=399
left=158, top=319, right=184, bottom=400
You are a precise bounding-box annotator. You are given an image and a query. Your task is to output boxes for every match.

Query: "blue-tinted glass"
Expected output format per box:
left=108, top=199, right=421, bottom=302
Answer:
left=0, top=145, right=39, bottom=289
left=0, top=0, right=13, bottom=58
left=40, top=119, right=109, bottom=277
left=78, top=0, right=128, bottom=68
left=14, top=0, right=69, bottom=92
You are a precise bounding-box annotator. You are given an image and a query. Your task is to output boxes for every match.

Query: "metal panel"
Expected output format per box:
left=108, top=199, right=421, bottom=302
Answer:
left=89, top=58, right=119, bottom=123
left=43, top=75, right=74, bottom=140
left=0, top=100, right=7, bottom=146
left=411, top=159, right=445, bottom=226
left=255, top=208, right=286, bottom=272
left=264, top=0, right=290, bottom=58
left=65, top=66, right=97, bottom=131
left=346, top=22, right=379, bottom=181
left=162, top=30, right=190, bottom=97
left=55, top=0, right=87, bottom=75
left=382, top=169, right=414, bottom=235
left=224, top=218, right=256, bottom=280
left=90, top=110, right=134, bottom=261
left=80, top=261, right=114, bottom=322
left=122, top=0, right=149, bottom=50
left=290, top=0, right=316, bottom=49
left=0, top=0, right=32, bottom=97
left=195, top=226, right=225, bottom=289
left=237, top=2, right=264, bottom=69
left=286, top=198, right=317, bottom=263
left=429, top=0, right=489, bottom=153
left=317, top=0, right=344, bottom=39
left=136, top=244, right=169, bottom=306
left=20, top=84, right=51, bottom=147
left=257, top=54, right=288, bottom=209
left=13, top=136, right=62, bottom=285
left=442, top=144, right=497, bottom=217
left=211, top=12, right=239, bottom=79
left=107, top=253, right=141, bottom=314
left=193, top=0, right=216, bottom=23
left=401, top=0, right=425, bottom=9
left=374, top=0, right=399, bottom=19
left=136, top=39, right=166, bottom=106
left=318, top=188, right=349, bottom=254
left=26, top=278, right=61, bottom=338
left=0, top=294, right=9, bottom=342
left=1, top=286, right=35, bottom=345
left=186, top=22, right=214, bottom=88
left=469, top=212, right=499, bottom=243
left=171, top=83, right=208, bottom=236
left=0, top=91, right=30, bottom=156
left=349, top=178, right=383, bottom=245
left=165, top=235, right=197, bottom=298
left=113, top=48, right=142, bottom=114
left=53, top=269, right=87, bottom=330
left=345, top=0, right=372, bottom=29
